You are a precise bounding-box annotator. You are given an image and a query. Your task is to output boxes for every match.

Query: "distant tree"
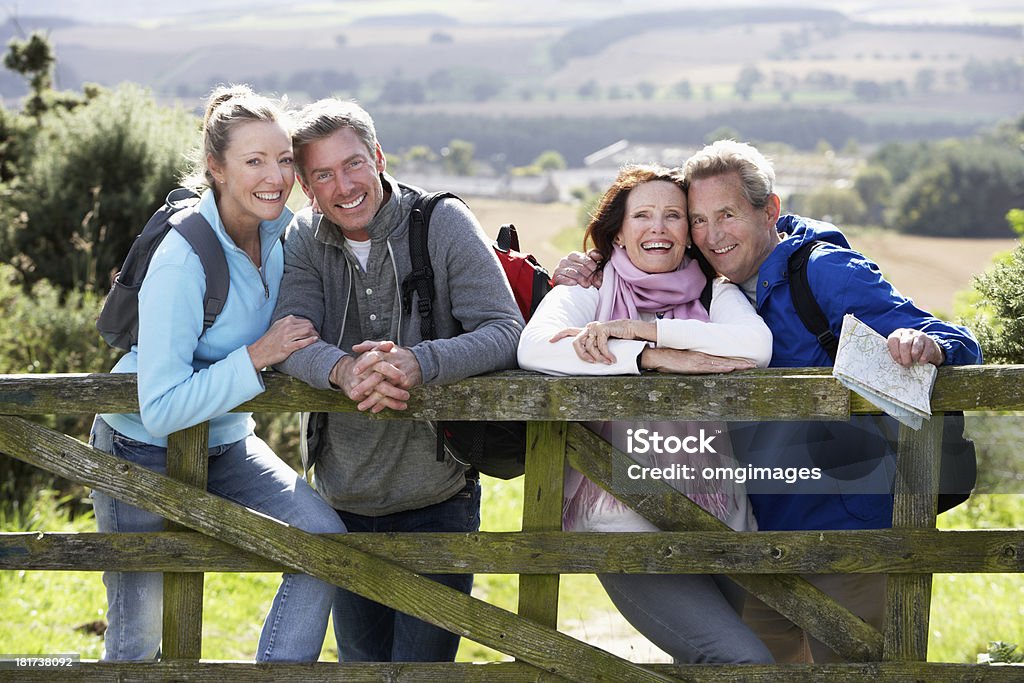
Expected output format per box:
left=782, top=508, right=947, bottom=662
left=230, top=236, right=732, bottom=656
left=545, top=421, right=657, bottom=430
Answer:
left=3, top=31, right=55, bottom=121
left=734, top=66, right=763, bottom=101
left=702, top=84, right=714, bottom=101
left=705, top=125, right=740, bottom=144
left=871, top=141, right=933, bottom=185
left=442, top=139, right=475, bottom=175
left=377, top=77, right=426, bottom=105
left=852, top=79, right=885, bottom=102
left=512, top=149, right=569, bottom=178
left=672, top=79, right=692, bottom=100
left=802, top=186, right=867, bottom=225
left=405, top=145, right=437, bottom=165
left=577, top=79, right=601, bottom=100
left=914, top=68, right=936, bottom=95
left=425, top=67, right=503, bottom=102
left=636, top=81, right=657, bottom=100
left=534, top=150, right=567, bottom=172
left=334, top=34, right=347, bottom=47
left=853, top=165, right=893, bottom=225
left=430, top=31, right=454, bottom=44
left=889, top=143, right=1024, bottom=237
left=470, top=80, right=501, bottom=102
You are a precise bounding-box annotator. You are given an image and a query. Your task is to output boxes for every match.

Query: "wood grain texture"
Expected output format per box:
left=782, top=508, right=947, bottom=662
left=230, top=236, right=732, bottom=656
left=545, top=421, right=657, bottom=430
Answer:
left=0, top=417, right=674, bottom=683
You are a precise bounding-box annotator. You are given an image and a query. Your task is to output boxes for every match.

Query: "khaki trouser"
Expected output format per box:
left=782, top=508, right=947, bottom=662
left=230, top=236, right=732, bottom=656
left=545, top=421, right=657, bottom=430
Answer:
left=742, top=574, right=887, bottom=663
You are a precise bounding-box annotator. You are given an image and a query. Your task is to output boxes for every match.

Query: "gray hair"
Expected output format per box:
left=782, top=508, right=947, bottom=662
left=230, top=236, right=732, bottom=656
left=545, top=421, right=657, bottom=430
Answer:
left=291, top=99, right=378, bottom=183
left=181, top=84, right=289, bottom=192
left=683, top=139, right=776, bottom=209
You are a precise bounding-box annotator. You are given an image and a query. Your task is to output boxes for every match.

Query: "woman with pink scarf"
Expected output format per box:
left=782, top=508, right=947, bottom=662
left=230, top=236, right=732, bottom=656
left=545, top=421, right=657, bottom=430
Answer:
left=517, top=165, right=773, bottom=663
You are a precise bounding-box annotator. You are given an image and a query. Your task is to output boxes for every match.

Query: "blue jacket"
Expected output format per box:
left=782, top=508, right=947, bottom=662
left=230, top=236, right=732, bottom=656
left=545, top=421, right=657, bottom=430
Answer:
left=741, top=215, right=982, bottom=530
left=102, top=189, right=290, bottom=447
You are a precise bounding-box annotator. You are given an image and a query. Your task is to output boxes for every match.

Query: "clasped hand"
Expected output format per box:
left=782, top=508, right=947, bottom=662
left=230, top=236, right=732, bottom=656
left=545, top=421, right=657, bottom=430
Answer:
left=329, top=340, right=423, bottom=413
left=551, top=320, right=649, bottom=364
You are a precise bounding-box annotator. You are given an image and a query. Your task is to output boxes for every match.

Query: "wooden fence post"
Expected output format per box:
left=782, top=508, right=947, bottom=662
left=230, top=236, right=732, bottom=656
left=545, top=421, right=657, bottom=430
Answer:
left=883, top=414, right=943, bottom=661
left=162, top=422, right=209, bottom=660
left=518, top=421, right=566, bottom=629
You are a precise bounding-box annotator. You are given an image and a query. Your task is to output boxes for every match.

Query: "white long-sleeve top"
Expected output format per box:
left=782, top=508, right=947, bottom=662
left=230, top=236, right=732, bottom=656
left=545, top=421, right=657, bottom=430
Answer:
left=518, top=278, right=772, bottom=374
left=518, top=277, right=772, bottom=533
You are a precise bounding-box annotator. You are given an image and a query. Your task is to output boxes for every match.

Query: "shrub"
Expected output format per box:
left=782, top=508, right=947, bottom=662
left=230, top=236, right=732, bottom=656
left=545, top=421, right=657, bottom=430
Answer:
left=968, top=212, right=1024, bottom=363
left=7, top=84, right=196, bottom=292
left=0, top=264, right=120, bottom=515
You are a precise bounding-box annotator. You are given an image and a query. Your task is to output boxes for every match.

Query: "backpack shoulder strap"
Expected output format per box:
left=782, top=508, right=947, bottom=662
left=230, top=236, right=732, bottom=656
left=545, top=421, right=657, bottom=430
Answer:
left=399, top=183, right=461, bottom=342
left=788, top=239, right=838, bottom=362
left=171, top=209, right=229, bottom=334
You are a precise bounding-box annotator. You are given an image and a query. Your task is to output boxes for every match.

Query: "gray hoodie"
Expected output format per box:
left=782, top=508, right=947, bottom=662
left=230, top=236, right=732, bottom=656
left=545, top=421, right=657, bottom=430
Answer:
left=274, top=174, right=523, bottom=515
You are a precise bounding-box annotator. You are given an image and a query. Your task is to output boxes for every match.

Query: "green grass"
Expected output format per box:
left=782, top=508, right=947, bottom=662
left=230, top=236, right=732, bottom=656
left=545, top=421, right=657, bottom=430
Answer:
left=929, top=494, right=1024, bottom=662
left=1, top=487, right=1020, bottom=663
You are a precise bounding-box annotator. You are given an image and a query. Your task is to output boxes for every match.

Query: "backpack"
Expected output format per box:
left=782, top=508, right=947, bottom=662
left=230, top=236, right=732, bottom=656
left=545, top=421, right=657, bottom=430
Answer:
left=97, top=188, right=228, bottom=351
left=787, top=240, right=977, bottom=513
left=400, top=183, right=552, bottom=480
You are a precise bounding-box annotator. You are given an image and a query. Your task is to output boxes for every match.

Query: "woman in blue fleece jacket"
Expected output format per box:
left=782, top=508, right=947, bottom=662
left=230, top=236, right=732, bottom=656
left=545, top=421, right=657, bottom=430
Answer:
left=89, top=85, right=345, bottom=661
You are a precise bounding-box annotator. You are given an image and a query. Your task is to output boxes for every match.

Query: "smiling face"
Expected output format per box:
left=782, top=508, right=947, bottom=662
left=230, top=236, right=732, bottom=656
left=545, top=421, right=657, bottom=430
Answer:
left=207, top=120, right=294, bottom=232
left=297, top=127, right=387, bottom=241
left=614, top=180, right=689, bottom=274
left=687, top=171, right=781, bottom=283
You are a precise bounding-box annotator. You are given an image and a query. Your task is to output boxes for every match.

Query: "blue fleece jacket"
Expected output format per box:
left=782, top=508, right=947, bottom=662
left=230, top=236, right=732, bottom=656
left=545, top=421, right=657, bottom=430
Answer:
left=739, top=215, right=982, bottom=530
left=102, top=189, right=290, bottom=447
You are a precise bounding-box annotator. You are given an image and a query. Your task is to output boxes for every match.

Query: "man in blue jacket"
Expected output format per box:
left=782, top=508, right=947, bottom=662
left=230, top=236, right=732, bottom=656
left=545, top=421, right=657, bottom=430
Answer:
left=553, top=139, right=982, bottom=662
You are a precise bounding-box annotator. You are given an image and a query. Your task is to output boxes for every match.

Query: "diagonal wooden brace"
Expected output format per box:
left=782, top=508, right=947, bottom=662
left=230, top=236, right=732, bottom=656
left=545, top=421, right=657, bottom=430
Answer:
left=0, top=416, right=679, bottom=683
left=565, top=423, right=884, bottom=662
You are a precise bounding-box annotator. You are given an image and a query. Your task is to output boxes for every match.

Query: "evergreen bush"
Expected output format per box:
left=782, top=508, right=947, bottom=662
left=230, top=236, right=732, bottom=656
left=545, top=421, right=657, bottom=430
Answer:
left=7, top=84, right=196, bottom=292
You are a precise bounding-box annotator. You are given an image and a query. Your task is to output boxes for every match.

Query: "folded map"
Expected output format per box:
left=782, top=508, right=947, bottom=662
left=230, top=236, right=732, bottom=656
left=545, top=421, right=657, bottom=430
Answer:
left=832, top=314, right=937, bottom=430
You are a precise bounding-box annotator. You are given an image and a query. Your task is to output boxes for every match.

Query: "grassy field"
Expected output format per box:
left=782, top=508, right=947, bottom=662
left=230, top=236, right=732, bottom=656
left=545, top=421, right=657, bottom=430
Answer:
left=1, top=483, right=1020, bottom=663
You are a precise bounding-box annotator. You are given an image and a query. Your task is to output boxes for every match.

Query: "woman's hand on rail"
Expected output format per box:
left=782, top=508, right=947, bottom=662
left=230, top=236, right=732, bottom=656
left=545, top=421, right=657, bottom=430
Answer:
left=639, top=348, right=755, bottom=374
left=247, top=315, right=319, bottom=371
left=551, top=320, right=656, bottom=364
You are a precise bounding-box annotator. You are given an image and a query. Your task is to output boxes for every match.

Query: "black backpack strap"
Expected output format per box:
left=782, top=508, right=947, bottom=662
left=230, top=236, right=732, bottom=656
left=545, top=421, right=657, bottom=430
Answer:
left=399, top=185, right=461, bottom=342
left=788, top=240, right=838, bottom=361
left=172, top=211, right=229, bottom=334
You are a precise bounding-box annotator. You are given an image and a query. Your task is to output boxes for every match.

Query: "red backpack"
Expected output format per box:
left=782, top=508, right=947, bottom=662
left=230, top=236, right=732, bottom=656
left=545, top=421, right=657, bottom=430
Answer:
left=399, top=183, right=551, bottom=479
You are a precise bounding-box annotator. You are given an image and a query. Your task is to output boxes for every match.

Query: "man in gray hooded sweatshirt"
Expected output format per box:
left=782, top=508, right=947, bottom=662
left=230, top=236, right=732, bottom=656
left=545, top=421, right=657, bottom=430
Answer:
left=272, top=99, right=523, bottom=663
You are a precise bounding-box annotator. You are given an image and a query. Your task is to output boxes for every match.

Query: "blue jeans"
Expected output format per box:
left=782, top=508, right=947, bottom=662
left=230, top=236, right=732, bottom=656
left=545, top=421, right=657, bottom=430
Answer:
left=89, top=416, right=346, bottom=662
left=331, top=477, right=481, bottom=662
left=598, top=573, right=773, bottom=664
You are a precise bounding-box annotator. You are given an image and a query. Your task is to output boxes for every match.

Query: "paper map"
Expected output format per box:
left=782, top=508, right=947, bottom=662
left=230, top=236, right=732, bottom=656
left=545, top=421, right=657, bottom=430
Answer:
left=832, top=314, right=937, bottom=430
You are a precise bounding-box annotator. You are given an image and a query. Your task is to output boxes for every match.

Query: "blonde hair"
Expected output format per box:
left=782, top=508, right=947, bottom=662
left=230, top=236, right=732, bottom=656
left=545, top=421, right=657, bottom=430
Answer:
left=181, top=84, right=290, bottom=192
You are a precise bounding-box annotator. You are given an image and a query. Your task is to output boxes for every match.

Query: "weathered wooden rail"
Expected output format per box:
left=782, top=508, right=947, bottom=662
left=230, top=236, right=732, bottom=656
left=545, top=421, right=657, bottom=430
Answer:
left=0, top=367, right=1022, bottom=682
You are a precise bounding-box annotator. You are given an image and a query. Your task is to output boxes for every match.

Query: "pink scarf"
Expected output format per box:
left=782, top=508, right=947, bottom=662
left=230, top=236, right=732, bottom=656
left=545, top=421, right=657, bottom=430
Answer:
left=563, top=247, right=739, bottom=530
left=596, top=246, right=710, bottom=324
